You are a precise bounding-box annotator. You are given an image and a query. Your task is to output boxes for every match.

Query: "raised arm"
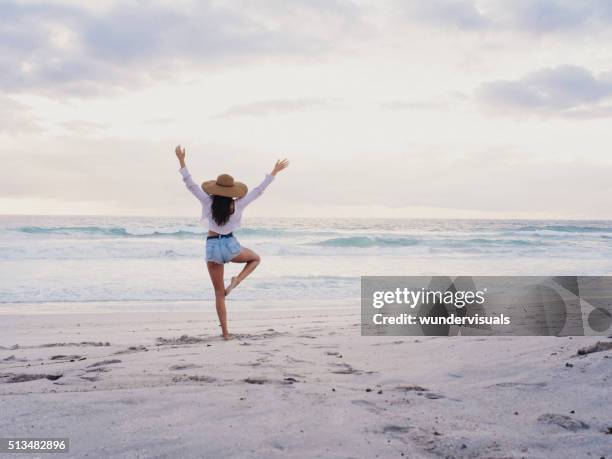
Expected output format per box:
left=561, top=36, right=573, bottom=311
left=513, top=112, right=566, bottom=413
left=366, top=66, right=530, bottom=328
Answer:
left=237, top=159, right=289, bottom=209
left=175, top=144, right=211, bottom=205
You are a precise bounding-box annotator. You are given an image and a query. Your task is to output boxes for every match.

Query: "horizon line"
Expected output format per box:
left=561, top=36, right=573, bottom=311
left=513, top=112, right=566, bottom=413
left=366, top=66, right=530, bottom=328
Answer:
left=1, top=214, right=611, bottom=222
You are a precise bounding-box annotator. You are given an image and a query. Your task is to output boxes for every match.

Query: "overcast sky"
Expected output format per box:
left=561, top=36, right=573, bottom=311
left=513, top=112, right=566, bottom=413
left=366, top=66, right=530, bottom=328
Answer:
left=2, top=0, right=612, bottom=219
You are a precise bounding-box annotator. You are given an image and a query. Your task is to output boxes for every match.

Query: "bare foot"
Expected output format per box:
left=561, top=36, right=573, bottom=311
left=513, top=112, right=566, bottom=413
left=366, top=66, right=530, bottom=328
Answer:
left=225, top=276, right=240, bottom=297
left=222, top=333, right=233, bottom=341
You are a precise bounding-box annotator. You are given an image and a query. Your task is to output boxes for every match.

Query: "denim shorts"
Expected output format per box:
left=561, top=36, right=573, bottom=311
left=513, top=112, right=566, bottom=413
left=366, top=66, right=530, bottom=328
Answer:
left=205, top=235, right=242, bottom=264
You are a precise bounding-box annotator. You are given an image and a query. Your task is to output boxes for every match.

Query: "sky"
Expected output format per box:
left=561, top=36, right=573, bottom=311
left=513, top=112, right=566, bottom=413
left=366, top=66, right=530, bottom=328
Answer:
left=2, top=0, right=612, bottom=219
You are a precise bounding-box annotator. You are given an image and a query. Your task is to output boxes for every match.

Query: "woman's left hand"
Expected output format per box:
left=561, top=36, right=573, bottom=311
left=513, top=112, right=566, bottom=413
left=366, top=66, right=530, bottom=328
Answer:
left=271, top=159, right=289, bottom=176
left=175, top=145, right=186, bottom=168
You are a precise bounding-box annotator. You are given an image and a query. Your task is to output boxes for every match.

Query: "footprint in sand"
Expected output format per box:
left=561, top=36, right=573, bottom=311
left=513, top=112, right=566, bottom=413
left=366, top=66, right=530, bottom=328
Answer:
left=351, top=399, right=382, bottom=413
left=382, top=425, right=411, bottom=434
left=243, top=377, right=298, bottom=385
left=156, top=335, right=210, bottom=346
left=270, top=441, right=285, bottom=451
left=235, top=331, right=287, bottom=341
left=87, top=359, right=121, bottom=368
left=2, top=355, right=27, bottom=362
left=49, top=355, right=86, bottom=362
left=5, top=342, right=109, bottom=350
left=1, top=373, right=63, bottom=383
left=576, top=341, right=612, bottom=356
left=114, top=346, right=148, bottom=355
left=371, top=340, right=405, bottom=346
left=172, top=375, right=216, bottom=383
left=39, top=341, right=110, bottom=348
left=395, top=385, right=450, bottom=401
left=85, top=367, right=112, bottom=373
left=537, top=413, right=589, bottom=432
left=395, top=385, right=429, bottom=392
left=419, top=392, right=445, bottom=400
left=490, top=382, right=547, bottom=389
left=329, top=363, right=363, bottom=375
left=285, top=356, right=314, bottom=364
left=312, top=344, right=339, bottom=349
left=169, top=363, right=203, bottom=371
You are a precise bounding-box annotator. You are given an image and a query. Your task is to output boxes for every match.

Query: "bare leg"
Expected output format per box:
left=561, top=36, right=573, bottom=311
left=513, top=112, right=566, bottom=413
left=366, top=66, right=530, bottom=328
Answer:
left=225, top=247, right=261, bottom=296
left=207, top=261, right=230, bottom=340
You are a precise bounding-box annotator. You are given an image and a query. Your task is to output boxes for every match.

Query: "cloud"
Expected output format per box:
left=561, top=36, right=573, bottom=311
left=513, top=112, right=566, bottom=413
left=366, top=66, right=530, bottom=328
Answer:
left=380, top=100, right=447, bottom=111
left=493, top=0, right=612, bottom=33
left=0, top=97, right=41, bottom=133
left=398, top=0, right=612, bottom=34
left=401, top=0, right=486, bottom=30
left=271, top=149, right=612, bottom=218
left=59, top=120, right=108, bottom=135
left=213, top=98, right=344, bottom=118
left=380, top=93, right=468, bottom=111
left=0, top=0, right=362, bottom=96
left=477, top=65, right=612, bottom=117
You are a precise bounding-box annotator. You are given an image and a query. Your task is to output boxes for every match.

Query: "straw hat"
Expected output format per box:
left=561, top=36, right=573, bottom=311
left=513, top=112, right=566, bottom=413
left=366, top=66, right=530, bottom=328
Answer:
left=202, top=174, right=248, bottom=198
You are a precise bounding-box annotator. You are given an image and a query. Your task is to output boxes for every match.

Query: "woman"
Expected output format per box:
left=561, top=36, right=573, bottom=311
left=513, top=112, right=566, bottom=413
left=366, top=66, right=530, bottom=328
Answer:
left=175, top=145, right=289, bottom=340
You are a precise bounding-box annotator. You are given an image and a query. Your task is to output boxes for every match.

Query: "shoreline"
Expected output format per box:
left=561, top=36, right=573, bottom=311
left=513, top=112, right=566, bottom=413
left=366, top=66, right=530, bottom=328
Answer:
left=0, top=299, right=357, bottom=315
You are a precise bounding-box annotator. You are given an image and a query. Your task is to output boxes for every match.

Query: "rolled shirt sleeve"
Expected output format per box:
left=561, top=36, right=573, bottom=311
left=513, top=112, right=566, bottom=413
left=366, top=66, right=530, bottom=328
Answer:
left=180, top=167, right=211, bottom=205
left=237, top=174, right=275, bottom=209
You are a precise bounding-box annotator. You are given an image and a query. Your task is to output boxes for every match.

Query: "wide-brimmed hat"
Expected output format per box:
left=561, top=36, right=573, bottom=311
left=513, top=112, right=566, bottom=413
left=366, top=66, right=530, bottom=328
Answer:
left=202, top=174, right=248, bottom=198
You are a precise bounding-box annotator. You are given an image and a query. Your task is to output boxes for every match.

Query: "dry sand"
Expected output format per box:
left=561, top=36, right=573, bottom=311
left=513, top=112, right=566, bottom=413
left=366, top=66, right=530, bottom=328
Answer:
left=1, top=308, right=611, bottom=458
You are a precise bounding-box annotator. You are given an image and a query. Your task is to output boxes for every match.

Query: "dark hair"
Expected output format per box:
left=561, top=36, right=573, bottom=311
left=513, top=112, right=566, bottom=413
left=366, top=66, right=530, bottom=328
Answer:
left=211, top=195, right=234, bottom=226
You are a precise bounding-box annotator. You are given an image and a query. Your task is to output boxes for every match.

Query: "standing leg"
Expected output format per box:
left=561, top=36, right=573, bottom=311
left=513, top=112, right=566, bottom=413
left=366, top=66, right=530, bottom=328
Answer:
left=225, top=247, right=261, bottom=297
left=207, top=261, right=230, bottom=340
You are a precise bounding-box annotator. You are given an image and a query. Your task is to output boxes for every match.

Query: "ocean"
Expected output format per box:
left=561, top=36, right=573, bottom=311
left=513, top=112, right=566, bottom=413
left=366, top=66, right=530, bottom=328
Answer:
left=2, top=215, right=612, bottom=312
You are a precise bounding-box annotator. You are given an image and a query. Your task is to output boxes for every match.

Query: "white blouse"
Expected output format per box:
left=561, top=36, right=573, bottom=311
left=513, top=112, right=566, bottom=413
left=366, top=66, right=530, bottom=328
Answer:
left=179, top=167, right=274, bottom=234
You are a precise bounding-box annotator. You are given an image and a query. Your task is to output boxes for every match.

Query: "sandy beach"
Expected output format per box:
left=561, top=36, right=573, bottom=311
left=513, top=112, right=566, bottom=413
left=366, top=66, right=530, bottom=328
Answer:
left=4, top=0, right=612, bottom=456
left=1, top=308, right=610, bottom=458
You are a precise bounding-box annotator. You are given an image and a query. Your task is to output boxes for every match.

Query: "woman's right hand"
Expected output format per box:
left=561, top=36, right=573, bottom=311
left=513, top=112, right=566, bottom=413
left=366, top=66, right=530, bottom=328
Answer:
left=271, top=158, right=289, bottom=176
left=175, top=145, right=186, bottom=167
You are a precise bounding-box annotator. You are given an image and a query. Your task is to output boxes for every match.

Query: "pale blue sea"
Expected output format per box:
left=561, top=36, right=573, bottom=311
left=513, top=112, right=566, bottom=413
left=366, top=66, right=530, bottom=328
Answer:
left=2, top=216, right=612, bottom=312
